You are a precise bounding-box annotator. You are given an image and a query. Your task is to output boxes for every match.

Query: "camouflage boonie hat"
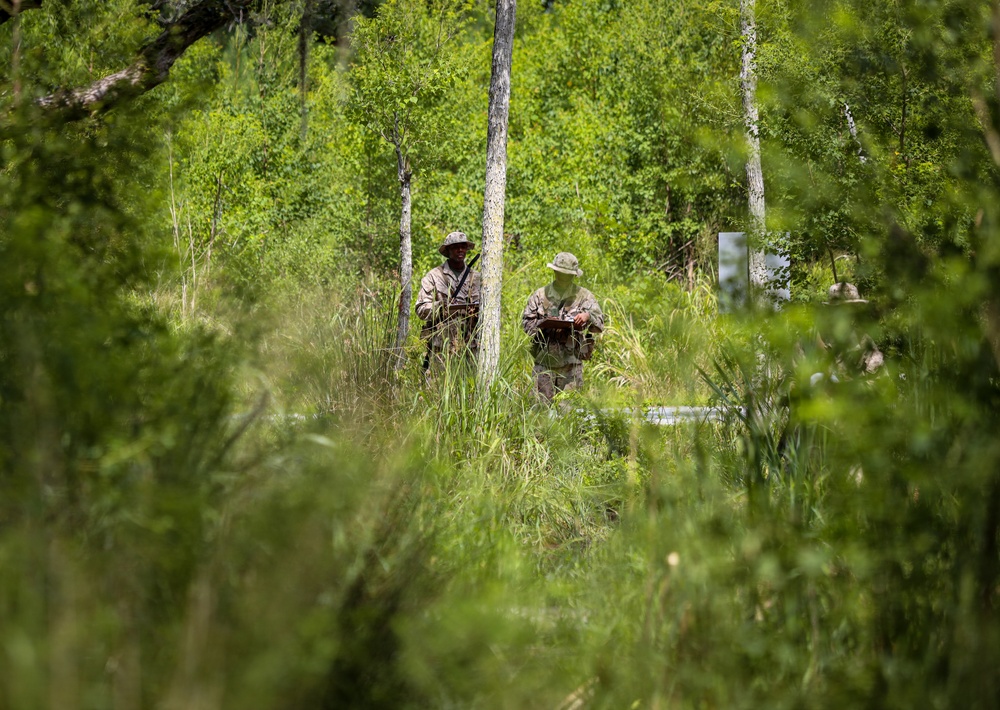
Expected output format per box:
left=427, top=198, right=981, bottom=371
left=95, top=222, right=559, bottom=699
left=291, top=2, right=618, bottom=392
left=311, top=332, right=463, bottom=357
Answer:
left=823, top=282, right=868, bottom=305
left=438, top=231, right=475, bottom=255
left=547, top=251, right=583, bottom=276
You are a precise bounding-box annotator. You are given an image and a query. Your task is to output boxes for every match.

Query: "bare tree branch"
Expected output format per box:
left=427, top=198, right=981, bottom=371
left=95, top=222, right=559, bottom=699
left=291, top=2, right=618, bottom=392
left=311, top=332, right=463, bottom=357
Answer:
left=34, top=0, right=268, bottom=121
left=971, top=90, right=1000, bottom=167
left=993, top=0, right=1000, bottom=108
left=0, top=1, right=44, bottom=26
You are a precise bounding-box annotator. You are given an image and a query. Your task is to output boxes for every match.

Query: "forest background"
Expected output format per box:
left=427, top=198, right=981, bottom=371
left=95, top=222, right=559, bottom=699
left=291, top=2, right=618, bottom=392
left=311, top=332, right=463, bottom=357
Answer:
left=2, top=0, right=1000, bottom=708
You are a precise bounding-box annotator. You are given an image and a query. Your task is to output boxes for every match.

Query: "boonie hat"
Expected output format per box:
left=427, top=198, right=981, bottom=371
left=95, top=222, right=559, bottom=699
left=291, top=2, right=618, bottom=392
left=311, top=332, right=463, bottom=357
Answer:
left=824, top=282, right=868, bottom=305
left=438, top=231, right=475, bottom=255
left=547, top=251, right=583, bottom=276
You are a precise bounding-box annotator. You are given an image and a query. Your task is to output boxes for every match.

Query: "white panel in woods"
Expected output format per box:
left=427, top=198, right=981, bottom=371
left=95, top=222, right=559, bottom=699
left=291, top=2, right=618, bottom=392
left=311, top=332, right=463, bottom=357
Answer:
left=719, top=232, right=748, bottom=313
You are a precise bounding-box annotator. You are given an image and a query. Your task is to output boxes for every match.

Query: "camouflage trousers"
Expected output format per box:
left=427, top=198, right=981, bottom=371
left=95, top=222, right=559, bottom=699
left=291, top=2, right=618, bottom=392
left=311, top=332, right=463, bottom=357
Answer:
left=533, top=363, right=584, bottom=403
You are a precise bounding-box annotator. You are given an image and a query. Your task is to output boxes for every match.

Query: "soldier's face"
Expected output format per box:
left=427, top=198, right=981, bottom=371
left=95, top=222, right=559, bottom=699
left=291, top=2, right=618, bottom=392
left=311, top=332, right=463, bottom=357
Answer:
left=553, top=271, right=575, bottom=288
left=446, top=244, right=468, bottom=264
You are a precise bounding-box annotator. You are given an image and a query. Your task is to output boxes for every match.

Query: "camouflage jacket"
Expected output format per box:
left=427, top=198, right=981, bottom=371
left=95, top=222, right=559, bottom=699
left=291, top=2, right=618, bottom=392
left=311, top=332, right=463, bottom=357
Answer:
left=522, top=283, right=604, bottom=367
left=840, top=334, right=885, bottom=377
left=415, top=262, right=481, bottom=353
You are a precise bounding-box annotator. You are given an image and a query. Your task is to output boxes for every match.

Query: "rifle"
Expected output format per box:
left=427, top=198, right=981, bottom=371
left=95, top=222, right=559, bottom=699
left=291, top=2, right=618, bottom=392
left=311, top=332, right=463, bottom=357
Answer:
left=423, top=254, right=481, bottom=371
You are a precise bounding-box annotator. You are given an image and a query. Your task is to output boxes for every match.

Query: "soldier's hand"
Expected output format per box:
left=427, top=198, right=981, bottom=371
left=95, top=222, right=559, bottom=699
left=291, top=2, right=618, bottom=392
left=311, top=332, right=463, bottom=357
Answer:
left=573, top=312, right=590, bottom=328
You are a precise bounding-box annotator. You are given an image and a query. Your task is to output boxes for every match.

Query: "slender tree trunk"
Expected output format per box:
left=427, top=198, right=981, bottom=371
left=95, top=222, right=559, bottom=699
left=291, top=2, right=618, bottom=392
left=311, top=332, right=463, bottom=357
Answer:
left=979, top=472, right=1000, bottom=611
left=900, top=65, right=908, bottom=160
left=10, top=0, right=23, bottom=104
left=844, top=103, right=866, bottom=163
left=298, top=0, right=313, bottom=138
left=476, top=0, right=516, bottom=394
left=257, top=32, right=270, bottom=178
left=395, top=145, right=413, bottom=369
left=740, top=0, right=767, bottom=290
left=112, top=597, right=142, bottom=710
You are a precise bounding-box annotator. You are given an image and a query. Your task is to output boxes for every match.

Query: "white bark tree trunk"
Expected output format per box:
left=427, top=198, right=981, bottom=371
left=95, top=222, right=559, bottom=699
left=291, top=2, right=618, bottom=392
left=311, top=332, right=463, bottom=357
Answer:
left=476, top=0, right=516, bottom=394
left=740, top=0, right=767, bottom=290
left=394, top=146, right=413, bottom=368
left=844, top=103, right=866, bottom=163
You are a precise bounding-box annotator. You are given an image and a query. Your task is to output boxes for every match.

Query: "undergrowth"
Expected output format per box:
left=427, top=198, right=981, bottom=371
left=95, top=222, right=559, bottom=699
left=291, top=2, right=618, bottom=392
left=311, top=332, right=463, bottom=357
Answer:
left=4, top=276, right=999, bottom=709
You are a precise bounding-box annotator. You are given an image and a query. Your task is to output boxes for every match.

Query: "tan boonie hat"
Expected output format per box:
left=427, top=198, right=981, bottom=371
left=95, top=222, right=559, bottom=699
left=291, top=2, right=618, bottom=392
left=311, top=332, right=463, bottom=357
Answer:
left=824, top=282, right=868, bottom=304
left=547, top=251, right=583, bottom=276
left=438, top=231, right=475, bottom=255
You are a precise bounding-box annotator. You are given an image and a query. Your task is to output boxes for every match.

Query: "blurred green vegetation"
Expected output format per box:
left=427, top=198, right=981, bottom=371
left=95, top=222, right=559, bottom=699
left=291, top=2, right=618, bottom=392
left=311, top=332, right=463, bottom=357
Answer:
left=2, top=0, right=1000, bottom=708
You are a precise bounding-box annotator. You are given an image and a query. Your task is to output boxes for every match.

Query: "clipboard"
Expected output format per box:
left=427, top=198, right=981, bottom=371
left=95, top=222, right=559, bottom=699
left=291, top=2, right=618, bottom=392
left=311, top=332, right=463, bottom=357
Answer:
left=538, top=317, right=603, bottom=333
left=538, top=317, right=574, bottom=330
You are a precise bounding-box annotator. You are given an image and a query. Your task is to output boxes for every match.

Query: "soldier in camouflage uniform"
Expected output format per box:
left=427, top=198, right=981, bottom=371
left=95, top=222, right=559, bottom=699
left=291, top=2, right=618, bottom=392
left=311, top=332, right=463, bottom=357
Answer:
left=819, top=282, right=884, bottom=379
left=415, top=232, right=481, bottom=371
left=522, top=252, right=604, bottom=402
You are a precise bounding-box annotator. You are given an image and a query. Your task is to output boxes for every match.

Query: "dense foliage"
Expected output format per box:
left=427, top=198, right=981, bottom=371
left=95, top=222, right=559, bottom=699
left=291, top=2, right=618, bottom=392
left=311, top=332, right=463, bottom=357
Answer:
left=2, top=0, right=999, bottom=708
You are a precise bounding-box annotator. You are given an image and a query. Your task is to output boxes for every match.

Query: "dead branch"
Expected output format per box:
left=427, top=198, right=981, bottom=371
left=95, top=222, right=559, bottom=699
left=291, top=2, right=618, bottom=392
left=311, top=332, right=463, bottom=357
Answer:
left=0, top=0, right=43, bottom=26
left=34, top=0, right=268, bottom=121
left=971, top=90, right=1000, bottom=167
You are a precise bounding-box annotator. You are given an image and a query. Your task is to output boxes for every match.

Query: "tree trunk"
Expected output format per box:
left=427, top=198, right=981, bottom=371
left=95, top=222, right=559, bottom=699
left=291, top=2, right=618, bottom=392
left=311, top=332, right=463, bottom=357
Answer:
left=475, top=0, right=516, bottom=394
left=844, top=103, right=866, bottom=163
left=394, top=146, right=413, bottom=369
left=898, top=64, right=908, bottom=164
left=298, top=0, right=314, bottom=138
left=740, top=0, right=767, bottom=290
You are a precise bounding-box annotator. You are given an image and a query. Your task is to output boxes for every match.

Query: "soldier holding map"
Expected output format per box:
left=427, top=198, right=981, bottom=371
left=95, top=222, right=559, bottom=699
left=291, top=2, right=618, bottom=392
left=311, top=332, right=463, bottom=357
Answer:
left=521, top=252, right=604, bottom=402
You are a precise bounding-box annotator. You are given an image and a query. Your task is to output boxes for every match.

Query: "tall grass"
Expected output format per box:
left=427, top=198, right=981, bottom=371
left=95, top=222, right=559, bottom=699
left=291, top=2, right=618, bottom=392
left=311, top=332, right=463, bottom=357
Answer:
left=5, top=270, right=1000, bottom=709
left=591, top=277, right=723, bottom=404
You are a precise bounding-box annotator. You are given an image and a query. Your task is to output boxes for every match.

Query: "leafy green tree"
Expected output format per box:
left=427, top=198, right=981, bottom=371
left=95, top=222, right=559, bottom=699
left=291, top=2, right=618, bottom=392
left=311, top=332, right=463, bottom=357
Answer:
left=347, top=0, right=473, bottom=361
left=711, top=1, right=1000, bottom=702
left=0, top=39, right=246, bottom=710
left=1, top=0, right=307, bottom=119
left=501, top=0, right=743, bottom=279
left=165, top=6, right=342, bottom=299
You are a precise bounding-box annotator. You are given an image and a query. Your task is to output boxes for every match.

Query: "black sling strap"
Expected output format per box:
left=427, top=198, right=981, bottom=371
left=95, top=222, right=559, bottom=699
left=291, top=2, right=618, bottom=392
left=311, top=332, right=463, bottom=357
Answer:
left=450, top=253, right=480, bottom=303
left=423, top=254, right=480, bottom=372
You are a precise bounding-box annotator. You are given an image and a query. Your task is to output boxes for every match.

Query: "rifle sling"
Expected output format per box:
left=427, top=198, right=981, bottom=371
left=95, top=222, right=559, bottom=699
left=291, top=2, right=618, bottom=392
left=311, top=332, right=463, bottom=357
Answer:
left=450, top=253, right=480, bottom=304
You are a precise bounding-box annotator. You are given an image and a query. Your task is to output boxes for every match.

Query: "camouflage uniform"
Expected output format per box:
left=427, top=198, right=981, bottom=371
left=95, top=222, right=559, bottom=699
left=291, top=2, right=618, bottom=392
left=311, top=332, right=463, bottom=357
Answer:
left=415, top=233, right=480, bottom=367
left=522, top=253, right=604, bottom=402
left=821, top=282, right=884, bottom=379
